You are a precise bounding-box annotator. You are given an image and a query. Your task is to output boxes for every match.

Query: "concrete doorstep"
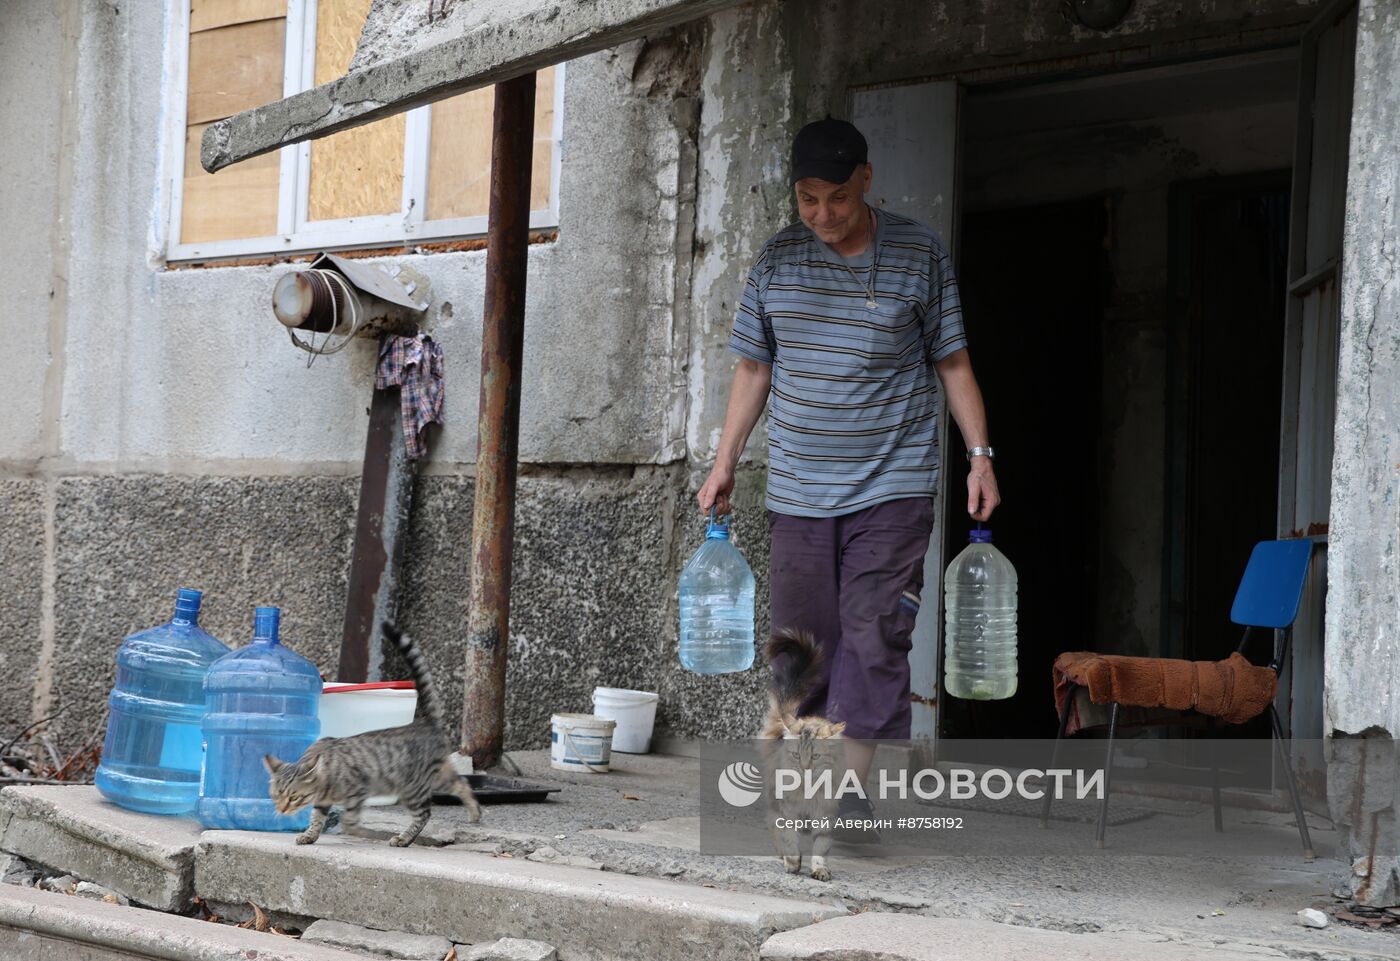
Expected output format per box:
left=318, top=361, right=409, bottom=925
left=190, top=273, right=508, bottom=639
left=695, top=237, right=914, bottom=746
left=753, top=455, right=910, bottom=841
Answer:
left=0, top=785, right=201, bottom=911
left=0, top=883, right=378, bottom=961
left=760, top=913, right=1353, bottom=961
left=195, top=830, right=844, bottom=961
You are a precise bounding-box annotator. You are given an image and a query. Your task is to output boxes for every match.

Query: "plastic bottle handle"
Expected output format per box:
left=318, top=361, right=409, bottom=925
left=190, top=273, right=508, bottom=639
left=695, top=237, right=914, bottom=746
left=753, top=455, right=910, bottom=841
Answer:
left=707, top=505, right=731, bottom=538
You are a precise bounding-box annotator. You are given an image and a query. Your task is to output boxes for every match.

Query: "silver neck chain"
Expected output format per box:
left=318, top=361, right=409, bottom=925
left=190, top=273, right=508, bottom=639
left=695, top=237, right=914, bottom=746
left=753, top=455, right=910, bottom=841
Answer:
left=834, top=207, right=880, bottom=309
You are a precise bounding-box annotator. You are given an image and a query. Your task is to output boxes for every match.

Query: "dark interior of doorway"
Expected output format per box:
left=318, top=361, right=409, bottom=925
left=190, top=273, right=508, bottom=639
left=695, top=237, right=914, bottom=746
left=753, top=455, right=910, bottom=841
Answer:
left=1164, top=174, right=1290, bottom=738
left=940, top=179, right=1290, bottom=741
left=942, top=199, right=1107, bottom=740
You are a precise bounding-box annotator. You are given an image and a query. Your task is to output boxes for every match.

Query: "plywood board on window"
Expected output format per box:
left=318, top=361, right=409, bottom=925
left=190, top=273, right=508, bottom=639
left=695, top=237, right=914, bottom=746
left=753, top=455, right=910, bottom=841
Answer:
left=181, top=123, right=279, bottom=244
left=425, top=86, right=495, bottom=221
left=312, top=0, right=370, bottom=84
left=307, top=118, right=407, bottom=221
left=186, top=18, right=286, bottom=125
left=531, top=66, right=557, bottom=213
left=190, top=0, right=286, bottom=33
left=426, top=66, right=557, bottom=221
left=306, top=0, right=403, bottom=221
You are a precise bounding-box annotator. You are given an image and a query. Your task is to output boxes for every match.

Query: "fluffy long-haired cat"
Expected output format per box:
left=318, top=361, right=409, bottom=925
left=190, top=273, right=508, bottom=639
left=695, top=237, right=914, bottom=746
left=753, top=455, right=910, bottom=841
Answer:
left=264, top=622, right=481, bottom=846
left=762, top=628, right=846, bottom=881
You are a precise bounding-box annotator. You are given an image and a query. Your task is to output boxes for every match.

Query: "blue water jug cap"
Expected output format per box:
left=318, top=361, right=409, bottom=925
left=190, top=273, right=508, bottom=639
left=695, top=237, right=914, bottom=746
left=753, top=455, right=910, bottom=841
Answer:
left=706, top=506, right=731, bottom=540
left=969, top=528, right=994, bottom=543
left=253, top=606, right=281, bottom=644
left=173, top=587, right=203, bottom=622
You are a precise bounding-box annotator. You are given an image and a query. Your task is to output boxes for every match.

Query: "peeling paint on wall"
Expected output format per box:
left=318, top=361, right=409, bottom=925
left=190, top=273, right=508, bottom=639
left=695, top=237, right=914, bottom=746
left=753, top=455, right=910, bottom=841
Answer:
left=688, top=1, right=794, bottom=468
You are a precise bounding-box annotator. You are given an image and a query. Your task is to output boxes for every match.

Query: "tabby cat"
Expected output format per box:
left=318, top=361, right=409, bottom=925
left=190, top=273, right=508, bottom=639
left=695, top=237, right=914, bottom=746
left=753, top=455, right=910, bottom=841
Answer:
left=762, top=628, right=846, bottom=881
left=264, top=622, right=481, bottom=846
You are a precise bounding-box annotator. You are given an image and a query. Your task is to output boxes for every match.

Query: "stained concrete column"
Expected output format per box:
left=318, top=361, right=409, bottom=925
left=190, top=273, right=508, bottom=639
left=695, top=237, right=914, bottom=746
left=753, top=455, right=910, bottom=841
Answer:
left=1325, top=0, right=1400, bottom=908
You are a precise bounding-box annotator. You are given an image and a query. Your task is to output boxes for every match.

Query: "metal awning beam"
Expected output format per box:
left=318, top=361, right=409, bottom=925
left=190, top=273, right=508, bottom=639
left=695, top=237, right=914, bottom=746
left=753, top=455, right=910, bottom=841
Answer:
left=201, top=0, right=742, bottom=173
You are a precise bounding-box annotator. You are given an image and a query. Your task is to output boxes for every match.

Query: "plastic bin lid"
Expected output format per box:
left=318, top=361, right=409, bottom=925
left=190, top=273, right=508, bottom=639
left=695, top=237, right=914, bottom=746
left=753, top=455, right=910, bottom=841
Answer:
left=322, top=681, right=416, bottom=694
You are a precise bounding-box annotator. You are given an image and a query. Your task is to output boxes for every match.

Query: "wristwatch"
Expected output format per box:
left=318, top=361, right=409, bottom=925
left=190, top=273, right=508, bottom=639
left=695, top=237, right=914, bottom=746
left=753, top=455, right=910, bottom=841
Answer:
left=966, top=446, right=996, bottom=461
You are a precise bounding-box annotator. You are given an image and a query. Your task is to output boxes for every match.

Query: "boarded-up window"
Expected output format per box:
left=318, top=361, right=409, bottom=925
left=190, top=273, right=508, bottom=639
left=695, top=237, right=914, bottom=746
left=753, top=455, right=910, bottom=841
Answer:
left=306, top=0, right=405, bottom=221
left=172, top=0, right=563, bottom=259
left=180, top=1, right=286, bottom=245
left=426, top=66, right=556, bottom=221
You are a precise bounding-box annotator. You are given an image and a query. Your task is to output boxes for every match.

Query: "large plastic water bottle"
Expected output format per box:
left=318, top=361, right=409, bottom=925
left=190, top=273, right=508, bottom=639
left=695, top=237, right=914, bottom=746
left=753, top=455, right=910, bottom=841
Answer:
left=679, top=510, right=756, bottom=674
left=943, top=528, right=1019, bottom=700
left=197, top=607, right=322, bottom=831
left=95, top=588, right=230, bottom=815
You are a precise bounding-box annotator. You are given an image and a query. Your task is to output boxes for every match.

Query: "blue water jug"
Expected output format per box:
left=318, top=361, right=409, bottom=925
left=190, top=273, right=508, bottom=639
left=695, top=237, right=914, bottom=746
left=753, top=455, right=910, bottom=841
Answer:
left=197, top=607, right=322, bottom=831
left=95, top=588, right=229, bottom=814
left=678, top=509, right=756, bottom=674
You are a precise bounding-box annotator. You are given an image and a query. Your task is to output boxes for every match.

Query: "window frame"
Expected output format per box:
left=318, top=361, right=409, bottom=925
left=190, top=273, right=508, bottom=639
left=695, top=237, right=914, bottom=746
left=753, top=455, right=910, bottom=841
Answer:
left=164, top=0, right=565, bottom=263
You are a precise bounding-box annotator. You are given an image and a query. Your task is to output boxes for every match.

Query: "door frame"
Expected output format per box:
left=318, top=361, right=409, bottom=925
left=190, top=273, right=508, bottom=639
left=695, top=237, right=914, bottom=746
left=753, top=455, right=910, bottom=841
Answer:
left=849, top=79, right=962, bottom=747
left=1275, top=0, right=1355, bottom=765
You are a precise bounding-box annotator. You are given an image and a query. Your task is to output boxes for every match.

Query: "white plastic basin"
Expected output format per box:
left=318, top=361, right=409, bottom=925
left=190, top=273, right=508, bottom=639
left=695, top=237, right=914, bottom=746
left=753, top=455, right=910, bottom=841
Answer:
left=318, top=681, right=418, bottom=806
left=319, top=681, right=418, bottom=738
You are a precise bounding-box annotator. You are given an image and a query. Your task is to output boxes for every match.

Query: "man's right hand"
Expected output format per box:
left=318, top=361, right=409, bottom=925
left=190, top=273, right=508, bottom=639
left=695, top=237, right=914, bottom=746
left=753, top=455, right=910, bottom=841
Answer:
left=698, top=464, right=736, bottom=516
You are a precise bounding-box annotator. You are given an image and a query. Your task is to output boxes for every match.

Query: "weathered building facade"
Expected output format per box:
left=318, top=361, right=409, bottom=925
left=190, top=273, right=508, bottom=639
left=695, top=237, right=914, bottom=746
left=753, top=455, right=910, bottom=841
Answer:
left=1, top=0, right=1396, bottom=899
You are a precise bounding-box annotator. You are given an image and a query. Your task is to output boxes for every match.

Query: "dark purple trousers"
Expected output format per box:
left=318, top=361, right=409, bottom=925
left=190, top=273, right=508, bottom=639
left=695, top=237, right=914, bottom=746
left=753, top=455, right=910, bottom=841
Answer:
left=768, top=496, right=935, bottom=740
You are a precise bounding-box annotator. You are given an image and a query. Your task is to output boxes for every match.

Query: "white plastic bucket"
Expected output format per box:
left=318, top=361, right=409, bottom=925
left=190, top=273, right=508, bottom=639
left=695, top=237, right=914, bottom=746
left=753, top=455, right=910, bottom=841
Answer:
left=319, top=681, right=417, bottom=804
left=550, top=713, right=615, bottom=773
left=591, top=688, right=659, bottom=754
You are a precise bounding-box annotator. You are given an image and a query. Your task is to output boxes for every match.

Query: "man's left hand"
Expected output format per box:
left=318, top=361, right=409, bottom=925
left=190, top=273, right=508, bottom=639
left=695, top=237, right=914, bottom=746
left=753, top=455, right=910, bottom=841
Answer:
left=967, top=458, right=1000, bottom=522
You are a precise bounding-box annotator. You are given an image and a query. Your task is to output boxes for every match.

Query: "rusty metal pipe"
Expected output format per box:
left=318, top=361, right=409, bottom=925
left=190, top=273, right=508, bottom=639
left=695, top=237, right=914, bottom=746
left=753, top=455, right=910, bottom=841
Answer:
left=462, top=73, right=536, bottom=768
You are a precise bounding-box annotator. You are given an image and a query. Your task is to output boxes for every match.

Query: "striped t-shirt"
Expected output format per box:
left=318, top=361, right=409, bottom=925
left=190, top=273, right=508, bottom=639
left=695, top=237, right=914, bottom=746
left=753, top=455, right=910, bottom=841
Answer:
left=727, top=206, right=968, bottom=517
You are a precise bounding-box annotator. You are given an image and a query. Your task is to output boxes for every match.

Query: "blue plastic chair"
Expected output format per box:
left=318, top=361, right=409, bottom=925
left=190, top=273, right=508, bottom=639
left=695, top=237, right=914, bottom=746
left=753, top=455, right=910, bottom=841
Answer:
left=1042, top=539, right=1316, bottom=858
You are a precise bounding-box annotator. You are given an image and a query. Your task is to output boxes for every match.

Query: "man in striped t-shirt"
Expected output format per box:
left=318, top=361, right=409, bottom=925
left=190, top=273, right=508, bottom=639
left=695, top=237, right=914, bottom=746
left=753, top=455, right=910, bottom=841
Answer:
left=698, top=119, right=1000, bottom=829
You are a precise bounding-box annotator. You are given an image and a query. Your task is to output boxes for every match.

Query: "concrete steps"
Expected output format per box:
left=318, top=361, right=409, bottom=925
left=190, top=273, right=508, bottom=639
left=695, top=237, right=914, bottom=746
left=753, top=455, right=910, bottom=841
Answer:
left=195, top=830, right=842, bottom=961
left=0, top=883, right=377, bottom=961
left=0, top=785, right=202, bottom=911
left=0, top=786, right=842, bottom=960
left=4, top=786, right=1390, bottom=961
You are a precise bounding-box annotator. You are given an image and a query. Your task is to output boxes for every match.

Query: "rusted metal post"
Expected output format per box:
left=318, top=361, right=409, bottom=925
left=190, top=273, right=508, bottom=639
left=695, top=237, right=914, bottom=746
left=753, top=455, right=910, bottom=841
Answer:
left=462, top=73, right=536, bottom=768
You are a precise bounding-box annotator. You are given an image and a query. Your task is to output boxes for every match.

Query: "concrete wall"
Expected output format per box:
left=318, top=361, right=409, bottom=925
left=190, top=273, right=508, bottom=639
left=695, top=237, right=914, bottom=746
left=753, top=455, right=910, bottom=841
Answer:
left=1327, top=0, right=1400, bottom=743
left=0, top=1, right=70, bottom=736
left=0, top=0, right=1332, bottom=755
left=782, top=0, right=1317, bottom=120
left=0, top=3, right=65, bottom=466
left=1324, top=0, right=1400, bottom=906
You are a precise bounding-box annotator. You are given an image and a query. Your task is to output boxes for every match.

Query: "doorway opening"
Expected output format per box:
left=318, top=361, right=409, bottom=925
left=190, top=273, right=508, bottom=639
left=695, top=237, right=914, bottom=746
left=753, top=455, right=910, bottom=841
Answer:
left=942, top=50, right=1298, bottom=740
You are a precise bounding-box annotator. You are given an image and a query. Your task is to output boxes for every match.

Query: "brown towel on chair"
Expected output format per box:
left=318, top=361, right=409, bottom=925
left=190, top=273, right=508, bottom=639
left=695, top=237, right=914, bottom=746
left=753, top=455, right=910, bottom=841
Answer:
left=1053, top=651, right=1276, bottom=734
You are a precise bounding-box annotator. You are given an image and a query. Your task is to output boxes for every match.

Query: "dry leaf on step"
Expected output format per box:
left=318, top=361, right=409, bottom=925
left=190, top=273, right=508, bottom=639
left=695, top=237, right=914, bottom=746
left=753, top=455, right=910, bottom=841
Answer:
left=236, top=901, right=271, bottom=932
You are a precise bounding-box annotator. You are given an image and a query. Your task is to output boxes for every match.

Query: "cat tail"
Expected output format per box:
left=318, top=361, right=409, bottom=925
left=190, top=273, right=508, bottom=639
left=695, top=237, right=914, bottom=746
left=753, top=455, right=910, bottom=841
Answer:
left=763, top=627, right=822, bottom=736
left=380, top=622, right=443, bottom=729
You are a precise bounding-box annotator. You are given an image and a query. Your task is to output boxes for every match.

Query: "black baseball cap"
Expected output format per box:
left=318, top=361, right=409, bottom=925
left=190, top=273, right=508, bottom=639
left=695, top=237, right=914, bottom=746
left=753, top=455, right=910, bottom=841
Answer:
left=790, top=118, right=868, bottom=185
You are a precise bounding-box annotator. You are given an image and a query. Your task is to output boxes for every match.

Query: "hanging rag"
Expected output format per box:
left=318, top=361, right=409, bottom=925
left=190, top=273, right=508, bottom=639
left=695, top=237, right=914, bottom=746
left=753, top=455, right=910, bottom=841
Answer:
left=374, top=333, right=444, bottom=460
